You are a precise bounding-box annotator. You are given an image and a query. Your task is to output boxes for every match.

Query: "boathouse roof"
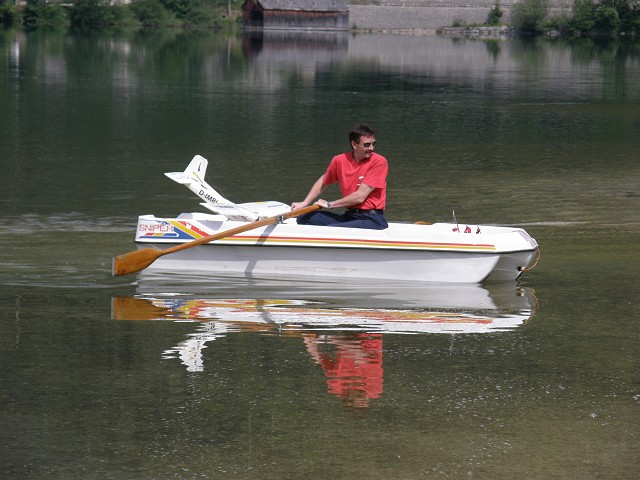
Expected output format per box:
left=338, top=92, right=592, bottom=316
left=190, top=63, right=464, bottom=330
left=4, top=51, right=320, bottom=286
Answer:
left=250, top=1, right=348, bottom=12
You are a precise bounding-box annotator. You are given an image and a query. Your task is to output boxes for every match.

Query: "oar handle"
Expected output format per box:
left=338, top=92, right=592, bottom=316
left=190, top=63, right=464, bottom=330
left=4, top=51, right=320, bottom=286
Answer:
left=159, top=204, right=320, bottom=257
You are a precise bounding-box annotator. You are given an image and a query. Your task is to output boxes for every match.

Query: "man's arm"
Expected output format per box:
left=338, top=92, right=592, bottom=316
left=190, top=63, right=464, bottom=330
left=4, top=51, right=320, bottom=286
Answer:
left=317, top=183, right=374, bottom=209
left=291, top=175, right=326, bottom=211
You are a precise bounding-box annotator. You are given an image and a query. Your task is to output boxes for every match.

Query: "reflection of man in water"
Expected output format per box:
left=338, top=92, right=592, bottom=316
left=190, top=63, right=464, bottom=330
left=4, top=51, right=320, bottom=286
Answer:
left=304, top=333, right=383, bottom=408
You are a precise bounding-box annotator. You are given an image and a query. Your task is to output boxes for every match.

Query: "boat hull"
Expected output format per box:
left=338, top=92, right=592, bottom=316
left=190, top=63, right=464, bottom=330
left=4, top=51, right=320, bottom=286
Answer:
left=134, top=213, right=538, bottom=284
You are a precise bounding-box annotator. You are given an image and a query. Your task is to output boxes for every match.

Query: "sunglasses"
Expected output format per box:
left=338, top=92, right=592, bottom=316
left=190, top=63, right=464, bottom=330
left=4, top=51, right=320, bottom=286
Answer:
left=361, top=141, right=376, bottom=148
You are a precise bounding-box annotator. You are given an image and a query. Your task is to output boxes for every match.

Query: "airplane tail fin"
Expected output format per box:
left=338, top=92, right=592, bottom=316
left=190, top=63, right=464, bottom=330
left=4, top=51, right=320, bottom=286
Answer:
left=165, top=155, right=291, bottom=222
left=165, top=155, right=231, bottom=205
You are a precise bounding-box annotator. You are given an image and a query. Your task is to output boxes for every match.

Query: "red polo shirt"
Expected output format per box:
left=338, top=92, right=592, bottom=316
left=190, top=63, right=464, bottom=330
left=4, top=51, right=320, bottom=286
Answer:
left=323, top=152, right=388, bottom=210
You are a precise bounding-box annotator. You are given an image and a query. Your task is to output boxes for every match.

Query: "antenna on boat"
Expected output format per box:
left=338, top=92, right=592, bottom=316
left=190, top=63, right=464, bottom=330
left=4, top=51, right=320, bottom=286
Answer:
left=452, top=210, right=460, bottom=232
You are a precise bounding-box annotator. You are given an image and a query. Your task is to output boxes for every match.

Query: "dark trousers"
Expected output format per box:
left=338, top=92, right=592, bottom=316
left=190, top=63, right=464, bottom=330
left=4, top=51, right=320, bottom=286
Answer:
left=296, top=210, right=388, bottom=230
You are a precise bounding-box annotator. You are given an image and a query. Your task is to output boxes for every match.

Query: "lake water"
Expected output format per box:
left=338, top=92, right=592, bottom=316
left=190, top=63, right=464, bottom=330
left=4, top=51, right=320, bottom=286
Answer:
left=1, top=28, right=639, bottom=479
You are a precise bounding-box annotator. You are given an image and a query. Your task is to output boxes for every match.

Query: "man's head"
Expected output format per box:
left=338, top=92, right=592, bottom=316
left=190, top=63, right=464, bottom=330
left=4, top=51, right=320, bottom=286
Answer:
left=349, top=124, right=375, bottom=145
left=349, top=124, right=376, bottom=162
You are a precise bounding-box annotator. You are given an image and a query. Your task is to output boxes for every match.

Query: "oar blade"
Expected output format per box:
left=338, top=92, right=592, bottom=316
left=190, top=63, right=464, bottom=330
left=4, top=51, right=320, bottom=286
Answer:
left=112, top=248, right=162, bottom=276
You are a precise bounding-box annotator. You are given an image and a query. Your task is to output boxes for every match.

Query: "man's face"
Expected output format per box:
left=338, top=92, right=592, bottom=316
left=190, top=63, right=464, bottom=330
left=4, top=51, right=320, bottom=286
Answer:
left=352, top=135, right=376, bottom=162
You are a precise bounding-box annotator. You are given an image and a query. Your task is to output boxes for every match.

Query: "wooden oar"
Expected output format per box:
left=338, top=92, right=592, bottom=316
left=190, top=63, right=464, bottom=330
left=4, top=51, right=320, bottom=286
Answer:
left=112, top=204, right=320, bottom=277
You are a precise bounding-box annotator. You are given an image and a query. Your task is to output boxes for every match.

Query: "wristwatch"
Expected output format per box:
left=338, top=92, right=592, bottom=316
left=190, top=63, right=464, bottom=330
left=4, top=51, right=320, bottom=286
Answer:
left=327, top=201, right=333, bottom=209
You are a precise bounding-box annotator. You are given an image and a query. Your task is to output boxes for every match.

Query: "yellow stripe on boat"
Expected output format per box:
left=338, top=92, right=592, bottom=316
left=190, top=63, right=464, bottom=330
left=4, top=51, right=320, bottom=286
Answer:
left=218, top=235, right=497, bottom=252
left=168, top=220, right=207, bottom=239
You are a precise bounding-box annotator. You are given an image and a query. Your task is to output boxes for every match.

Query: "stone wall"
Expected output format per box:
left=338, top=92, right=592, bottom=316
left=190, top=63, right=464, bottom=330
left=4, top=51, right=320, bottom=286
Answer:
left=348, top=1, right=572, bottom=33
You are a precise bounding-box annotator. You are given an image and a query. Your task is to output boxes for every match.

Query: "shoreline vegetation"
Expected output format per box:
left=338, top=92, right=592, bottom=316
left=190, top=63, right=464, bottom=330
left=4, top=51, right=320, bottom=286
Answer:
left=1, top=0, right=239, bottom=31
left=1, top=0, right=639, bottom=37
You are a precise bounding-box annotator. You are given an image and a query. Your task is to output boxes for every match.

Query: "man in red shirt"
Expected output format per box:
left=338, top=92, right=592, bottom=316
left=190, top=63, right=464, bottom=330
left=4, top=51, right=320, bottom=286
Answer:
left=291, top=124, right=388, bottom=229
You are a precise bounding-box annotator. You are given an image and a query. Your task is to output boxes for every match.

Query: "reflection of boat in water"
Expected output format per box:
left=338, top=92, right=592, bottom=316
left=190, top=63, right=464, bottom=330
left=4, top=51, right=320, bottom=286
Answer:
left=113, top=295, right=534, bottom=334
left=132, top=270, right=536, bottom=311
left=113, top=275, right=537, bottom=407
left=122, top=272, right=538, bottom=332
left=114, top=274, right=537, bottom=354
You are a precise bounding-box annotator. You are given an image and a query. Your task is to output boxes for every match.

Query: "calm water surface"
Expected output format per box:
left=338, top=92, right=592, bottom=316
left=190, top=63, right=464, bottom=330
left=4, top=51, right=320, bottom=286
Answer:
left=1, top=29, right=639, bottom=479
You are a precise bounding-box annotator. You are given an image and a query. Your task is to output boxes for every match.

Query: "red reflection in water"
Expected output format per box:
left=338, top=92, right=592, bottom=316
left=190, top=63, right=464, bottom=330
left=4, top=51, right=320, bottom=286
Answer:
left=304, top=334, right=383, bottom=408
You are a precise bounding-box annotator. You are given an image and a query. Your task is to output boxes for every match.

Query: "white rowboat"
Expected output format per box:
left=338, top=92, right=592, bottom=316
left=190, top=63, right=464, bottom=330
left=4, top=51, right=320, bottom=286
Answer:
left=131, top=156, right=539, bottom=284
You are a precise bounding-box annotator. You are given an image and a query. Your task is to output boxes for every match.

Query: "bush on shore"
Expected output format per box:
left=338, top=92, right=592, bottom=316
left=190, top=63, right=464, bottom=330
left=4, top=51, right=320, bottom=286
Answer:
left=511, top=0, right=550, bottom=34
left=486, top=2, right=504, bottom=26
left=4, top=0, right=242, bottom=30
left=25, top=1, right=67, bottom=28
left=510, top=0, right=640, bottom=35
left=566, top=0, right=640, bottom=35
left=1, top=0, right=22, bottom=27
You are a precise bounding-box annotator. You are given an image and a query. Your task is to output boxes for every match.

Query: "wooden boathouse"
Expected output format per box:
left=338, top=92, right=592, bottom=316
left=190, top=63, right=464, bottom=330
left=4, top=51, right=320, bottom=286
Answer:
left=242, top=0, right=349, bottom=31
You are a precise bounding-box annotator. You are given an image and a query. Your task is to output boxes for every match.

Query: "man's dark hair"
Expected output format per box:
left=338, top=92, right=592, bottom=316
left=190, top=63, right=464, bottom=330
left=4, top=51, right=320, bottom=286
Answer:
left=349, top=124, right=375, bottom=144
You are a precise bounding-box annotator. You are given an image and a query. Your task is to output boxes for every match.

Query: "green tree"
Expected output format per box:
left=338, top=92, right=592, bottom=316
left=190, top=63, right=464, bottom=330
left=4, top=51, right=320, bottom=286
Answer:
left=595, top=2, right=622, bottom=33
left=161, top=0, right=193, bottom=19
left=1, top=0, right=21, bottom=27
left=570, top=0, right=597, bottom=33
left=568, top=0, right=640, bottom=35
left=487, top=2, right=504, bottom=25
left=510, top=0, right=549, bottom=33
left=68, top=0, right=109, bottom=27
left=130, top=0, right=182, bottom=27
left=23, top=0, right=67, bottom=28
left=486, top=2, right=503, bottom=25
